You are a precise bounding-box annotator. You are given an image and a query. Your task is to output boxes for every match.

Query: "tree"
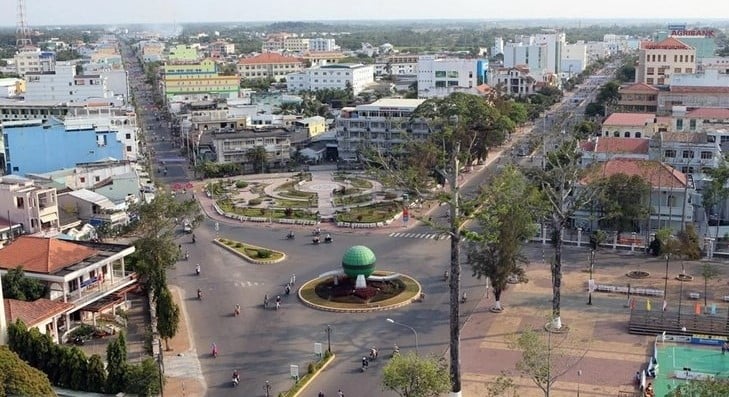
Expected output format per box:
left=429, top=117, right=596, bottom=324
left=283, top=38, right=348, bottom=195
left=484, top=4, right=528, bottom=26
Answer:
left=594, top=173, right=651, bottom=233
left=246, top=145, right=269, bottom=174
left=668, top=378, right=729, bottom=396
left=106, top=332, right=128, bottom=394
left=86, top=354, right=107, bottom=393
left=382, top=353, right=451, bottom=397
left=527, top=139, right=600, bottom=330
left=510, top=327, right=587, bottom=397
left=468, top=166, right=539, bottom=311
left=156, top=286, right=180, bottom=350
left=1, top=266, right=49, bottom=301
left=486, top=374, right=519, bottom=397
left=700, top=263, right=720, bottom=308
left=702, top=159, right=729, bottom=240
left=125, top=358, right=162, bottom=396
left=0, top=346, right=56, bottom=397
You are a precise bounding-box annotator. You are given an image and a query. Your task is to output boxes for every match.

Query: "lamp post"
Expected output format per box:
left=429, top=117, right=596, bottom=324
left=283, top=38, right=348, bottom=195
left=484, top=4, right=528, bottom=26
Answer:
left=325, top=325, right=332, bottom=353
left=263, top=380, right=271, bottom=397
left=587, top=249, right=595, bottom=305
left=664, top=254, right=670, bottom=311
left=386, top=318, right=419, bottom=355
left=577, top=369, right=582, bottom=397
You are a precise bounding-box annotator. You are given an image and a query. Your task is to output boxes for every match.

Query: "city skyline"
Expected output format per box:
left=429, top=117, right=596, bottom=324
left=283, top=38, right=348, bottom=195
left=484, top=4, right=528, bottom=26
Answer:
left=0, top=0, right=728, bottom=28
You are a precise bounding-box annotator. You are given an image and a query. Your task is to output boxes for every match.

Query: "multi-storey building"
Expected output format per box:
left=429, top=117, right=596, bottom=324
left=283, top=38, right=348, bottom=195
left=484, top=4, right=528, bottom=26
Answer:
left=599, top=113, right=661, bottom=138
left=656, top=85, right=729, bottom=115
left=237, top=53, right=304, bottom=82
left=209, top=129, right=292, bottom=169
left=336, top=98, right=426, bottom=161
left=561, top=41, right=588, bottom=77
left=24, top=64, right=123, bottom=105
left=417, top=56, right=487, bottom=98
left=308, top=38, right=338, bottom=53
left=655, top=26, right=718, bottom=59
left=374, top=54, right=419, bottom=76
left=14, top=48, right=56, bottom=77
left=301, top=51, right=347, bottom=66
left=635, top=37, right=696, bottom=86
left=287, top=64, right=374, bottom=95
left=168, top=44, right=200, bottom=62
left=262, top=33, right=292, bottom=52
left=161, top=58, right=240, bottom=101
left=283, top=37, right=309, bottom=53
left=491, top=66, right=537, bottom=98
left=2, top=113, right=138, bottom=176
left=502, top=42, right=549, bottom=78
left=616, top=83, right=659, bottom=113
left=0, top=175, right=59, bottom=234
left=650, top=131, right=721, bottom=175
left=137, top=41, right=165, bottom=62
left=208, top=41, right=236, bottom=58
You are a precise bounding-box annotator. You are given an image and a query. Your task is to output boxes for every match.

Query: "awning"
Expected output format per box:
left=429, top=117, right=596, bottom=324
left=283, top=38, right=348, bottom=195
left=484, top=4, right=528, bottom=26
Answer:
left=40, top=213, right=57, bottom=224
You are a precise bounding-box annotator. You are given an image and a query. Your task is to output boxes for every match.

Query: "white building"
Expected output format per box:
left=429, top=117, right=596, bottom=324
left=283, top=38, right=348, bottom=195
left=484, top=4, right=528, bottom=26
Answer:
left=671, top=68, right=729, bottom=88
left=561, top=41, right=588, bottom=77
left=417, top=56, right=487, bottom=98
left=0, top=78, right=22, bottom=98
left=0, top=175, right=60, bottom=235
left=502, top=43, right=549, bottom=79
left=336, top=98, right=427, bottom=161
left=532, top=32, right=566, bottom=75
left=24, top=64, right=123, bottom=105
left=13, top=48, right=55, bottom=77
left=287, top=64, right=375, bottom=95
left=83, top=64, right=129, bottom=103
left=491, top=37, right=504, bottom=57
left=374, top=54, right=419, bottom=76
left=491, top=66, right=537, bottom=98
left=309, top=38, right=338, bottom=52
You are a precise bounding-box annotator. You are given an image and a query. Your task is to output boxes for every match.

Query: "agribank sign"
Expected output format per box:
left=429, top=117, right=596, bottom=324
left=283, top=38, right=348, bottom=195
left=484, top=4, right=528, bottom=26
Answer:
left=668, top=24, right=715, bottom=37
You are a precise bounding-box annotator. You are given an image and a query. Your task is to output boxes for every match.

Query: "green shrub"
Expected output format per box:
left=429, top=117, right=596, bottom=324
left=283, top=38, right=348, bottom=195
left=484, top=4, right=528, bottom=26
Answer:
left=248, top=198, right=262, bottom=205
left=307, top=362, right=316, bottom=374
left=235, top=242, right=243, bottom=248
left=384, top=192, right=398, bottom=200
left=235, top=180, right=248, bottom=189
left=257, top=249, right=272, bottom=259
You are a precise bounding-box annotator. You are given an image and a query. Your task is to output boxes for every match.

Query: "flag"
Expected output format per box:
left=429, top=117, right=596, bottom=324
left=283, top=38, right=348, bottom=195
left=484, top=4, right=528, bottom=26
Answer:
left=646, top=299, right=652, bottom=311
left=662, top=300, right=667, bottom=311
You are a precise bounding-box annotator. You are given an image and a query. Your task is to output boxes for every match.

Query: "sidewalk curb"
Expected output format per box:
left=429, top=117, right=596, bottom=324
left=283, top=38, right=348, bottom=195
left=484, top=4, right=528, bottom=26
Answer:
left=213, top=238, right=287, bottom=264
left=289, top=353, right=336, bottom=397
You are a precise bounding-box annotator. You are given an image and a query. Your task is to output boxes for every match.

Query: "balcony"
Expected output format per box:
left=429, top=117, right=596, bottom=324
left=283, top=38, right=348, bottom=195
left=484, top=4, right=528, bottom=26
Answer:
left=62, top=272, right=138, bottom=309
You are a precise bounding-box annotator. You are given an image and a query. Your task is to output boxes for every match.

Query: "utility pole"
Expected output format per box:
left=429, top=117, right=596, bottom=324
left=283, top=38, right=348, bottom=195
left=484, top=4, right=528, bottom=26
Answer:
left=448, top=141, right=462, bottom=397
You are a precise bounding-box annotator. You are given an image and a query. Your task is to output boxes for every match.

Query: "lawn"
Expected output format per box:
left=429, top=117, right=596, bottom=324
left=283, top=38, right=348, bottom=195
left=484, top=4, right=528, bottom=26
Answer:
left=218, top=199, right=317, bottom=220
left=217, top=238, right=285, bottom=261
left=335, top=202, right=401, bottom=223
left=333, top=175, right=374, bottom=189
left=277, top=189, right=317, bottom=200
left=333, top=193, right=373, bottom=206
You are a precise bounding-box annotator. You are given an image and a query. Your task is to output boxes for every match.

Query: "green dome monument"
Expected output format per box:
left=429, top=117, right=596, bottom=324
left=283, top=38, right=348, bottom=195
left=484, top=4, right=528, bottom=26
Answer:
left=342, top=245, right=376, bottom=280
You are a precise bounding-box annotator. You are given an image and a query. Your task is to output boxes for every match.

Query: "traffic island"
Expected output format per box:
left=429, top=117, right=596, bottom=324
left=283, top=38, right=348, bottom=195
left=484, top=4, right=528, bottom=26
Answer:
left=214, top=237, right=286, bottom=264
left=298, top=245, right=422, bottom=312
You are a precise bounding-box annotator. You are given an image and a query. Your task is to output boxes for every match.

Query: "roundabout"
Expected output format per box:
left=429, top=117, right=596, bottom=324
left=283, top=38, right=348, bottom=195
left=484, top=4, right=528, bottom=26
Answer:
left=298, top=245, right=422, bottom=312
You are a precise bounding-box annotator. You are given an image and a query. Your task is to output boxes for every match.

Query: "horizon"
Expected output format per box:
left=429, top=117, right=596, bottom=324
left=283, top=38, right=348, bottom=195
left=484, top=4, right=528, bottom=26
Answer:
left=1, top=0, right=728, bottom=29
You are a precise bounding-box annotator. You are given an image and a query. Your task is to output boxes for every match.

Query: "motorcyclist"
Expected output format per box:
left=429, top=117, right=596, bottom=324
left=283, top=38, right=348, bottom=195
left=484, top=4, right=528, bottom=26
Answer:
left=192, top=233, right=196, bottom=243
left=287, top=230, right=295, bottom=239
left=314, top=227, right=321, bottom=235
left=234, top=304, right=241, bottom=316
left=361, top=356, right=369, bottom=369
left=195, top=264, right=201, bottom=275
left=185, top=251, right=189, bottom=260
left=313, top=236, right=321, bottom=244
left=393, top=344, right=400, bottom=357
left=232, top=369, right=240, bottom=382
left=370, top=346, right=378, bottom=360
left=211, top=343, right=218, bottom=357
left=264, top=294, right=269, bottom=308
left=197, top=288, right=203, bottom=299
left=275, top=295, right=282, bottom=310
left=285, top=284, right=291, bottom=295
left=325, top=233, right=332, bottom=242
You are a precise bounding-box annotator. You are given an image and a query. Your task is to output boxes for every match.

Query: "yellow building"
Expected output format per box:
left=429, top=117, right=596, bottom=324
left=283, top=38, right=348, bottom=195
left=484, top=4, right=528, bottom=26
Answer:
left=301, top=51, right=347, bottom=66
left=162, top=59, right=240, bottom=100
left=294, top=116, right=327, bottom=137
left=237, top=53, right=304, bottom=81
left=168, top=44, right=200, bottom=62
left=636, top=37, right=696, bottom=86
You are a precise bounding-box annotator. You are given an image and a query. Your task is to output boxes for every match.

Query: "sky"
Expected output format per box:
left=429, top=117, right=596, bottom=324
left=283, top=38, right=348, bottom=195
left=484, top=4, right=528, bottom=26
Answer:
left=1, top=0, right=729, bottom=27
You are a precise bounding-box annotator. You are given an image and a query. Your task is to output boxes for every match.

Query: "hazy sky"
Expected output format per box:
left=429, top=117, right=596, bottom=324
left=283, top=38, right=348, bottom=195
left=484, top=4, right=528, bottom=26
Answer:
left=1, top=0, right=728, bottom=27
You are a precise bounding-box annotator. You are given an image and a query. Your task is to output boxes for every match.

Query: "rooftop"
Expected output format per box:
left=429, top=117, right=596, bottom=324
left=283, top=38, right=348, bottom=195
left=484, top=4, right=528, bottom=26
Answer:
left=686, top=108, right=729, bottom=119
left=620, top=82, right=660, bottom=93
left=586, top=159, right=688, bottom=189
left=642, top=37, right=693, bottom=50
left=238, top=53, right=303, bottom=65
left=584, top=137, right=650, bottom=154
left=661, top=131, right=710, bottom=143
left=0, top=236, right=99, bottom=275
left=358, top=98, right=426, bottom=109
left=4, top=298, right=74, bottom=327
left=603, top=113, right=656, bottom=126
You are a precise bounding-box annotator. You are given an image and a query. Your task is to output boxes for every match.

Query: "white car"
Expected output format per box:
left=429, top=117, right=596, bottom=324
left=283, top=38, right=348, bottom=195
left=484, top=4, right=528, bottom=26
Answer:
left=182, top=220, right=193, bottom=233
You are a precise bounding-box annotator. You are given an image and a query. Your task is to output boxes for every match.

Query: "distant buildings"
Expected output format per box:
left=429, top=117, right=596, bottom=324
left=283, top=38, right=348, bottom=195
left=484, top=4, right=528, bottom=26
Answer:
left=417, top=56, right=487, bottom=98
left=237, top=53, right=304, bottom=82
left=13, top=48, right=56, bottom=77
left=24, top=63, right=123, bottom=106
left=161, top=58, right=240, bottom=101
left=635, top=37, right=696, bottom=86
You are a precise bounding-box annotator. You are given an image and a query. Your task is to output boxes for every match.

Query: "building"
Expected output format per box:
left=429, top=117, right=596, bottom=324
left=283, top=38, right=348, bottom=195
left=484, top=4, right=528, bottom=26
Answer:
left=656, top=26, right=718, bottom=59
left=649, top=131, right=721, bottom=174
left=262, top=33, right=291, bottom=52
left=208, top=41, right=236, bottom=58
left=308, top=38, right=338, bottom=53
left=82, top=64, right=130, bottom=104
left=137, top=40, right=165, bottom=63
left=0, top=175, right=59, bottom=234
left=561, top=41, right=588, bottom=77
left=374, top=54, right=419, bottom=76
left=417, top=56, right=487, bottom=98
left=294, top=116, right=327, bottom=138
left=336, top=98, right=427, bottom=161
left=635, top=37, right=696, bottom=86
left=0, top=78, right=24, bottom=98
left=0, top=236, right=137, bottom=344
left=2, top=115, right=137, bottom=176
left=656, top=85, right=729, bottom=115
left=14, top=48, right=55, bottom=77
left=283, top=37, right=309, bottom=53
left=491, top=66, right=537, bottom=98
left=162, top=58, right=240, bottom=101
left=491, top=37, right=504, bottom=57
left=301, top=51, right=347, bottom=66
left=24, top=64, right=122, bottom=106
left=600, top=113, right=660, bottom=138
left=237, top=53, right=304, bottom=82
left=0, top=99, right=77, bottom=123
left=208, top=129, right=292, bottom=169
left=167, top=44, right=200, bottom=62
left=287, top=64, right=375, bottom=95
left=616, top=83, right=659, bottom=113
left=502, top=42, right=549, bottom=78
left=57, top=189, right=129, bottom=230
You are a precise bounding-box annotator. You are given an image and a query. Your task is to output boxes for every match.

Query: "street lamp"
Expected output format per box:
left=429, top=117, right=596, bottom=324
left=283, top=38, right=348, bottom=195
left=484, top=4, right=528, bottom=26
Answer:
left=386, top=318, right=419, bottom=354
left=325, top=325, right=332, bottom=353
left=263, top=380, right=271, bottom=397
left=577, top=369, right=582, bottom=397
left=587, top=249, right=595, bottom=305
left=664, top=254, right=670, bottom=311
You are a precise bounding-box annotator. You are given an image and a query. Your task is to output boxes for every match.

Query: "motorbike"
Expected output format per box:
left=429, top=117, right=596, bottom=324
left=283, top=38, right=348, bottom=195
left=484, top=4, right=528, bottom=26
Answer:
left=369, top=348, right=378, bottom=361
left=313, top=229, right=321, bottom=236
left=197, top=289, right=203, bottom=300
left=195, top=265, right=201, bottom=276
left=443, top=270, right=449, bottom=281
left=324, top=235, right=333, bottom=243
left=361, top=357, right=369, bottom=372
left=391, top=345, right=400, bottom=358
left=192, top=234, right=196, bottom=243
left=234, top=305, right=241, bottom=316
left=184, top=251, right=189, bottom=260
left=286, top=233, right=295, bottom=240
left=212, top=347, right=218, bottom=358
left=460, top=292, right=467, bottom=304
left=312, top=237, right=321, bottom=245
left=232, top=375, right=240, bottom=387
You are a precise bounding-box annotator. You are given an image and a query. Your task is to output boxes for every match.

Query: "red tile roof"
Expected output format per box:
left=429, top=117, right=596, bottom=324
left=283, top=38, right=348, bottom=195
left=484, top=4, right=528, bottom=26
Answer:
left=642, top=37, right=693, bottom=50
left=587, top=159, right=687, bottom=189
left=661, top=131, right=709, bottom=143
left=4, top=298, right=74, bottom=327
left=239, top=53, right=303, bottom=65
left=589, top=137, right=650, bottom=154
left=0, top=236, right=98, bottom=275
left=603, top=113, right=656, bottom=126
left=686, top=108, right=729, bottom=119
left=620, top=83, right=660, bottom=93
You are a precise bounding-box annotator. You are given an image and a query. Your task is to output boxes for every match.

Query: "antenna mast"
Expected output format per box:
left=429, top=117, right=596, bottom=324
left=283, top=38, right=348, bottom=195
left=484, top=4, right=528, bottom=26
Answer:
left=16, top=0, right=33, bottom=49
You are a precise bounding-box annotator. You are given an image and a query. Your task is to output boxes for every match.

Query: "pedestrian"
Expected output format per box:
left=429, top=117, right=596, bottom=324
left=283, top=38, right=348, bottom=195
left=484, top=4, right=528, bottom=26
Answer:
left=290, top=273, right=296, bottom=286
left=318, top=392, right=325, bottom=397
left=337, top=390, right=344, bottom=397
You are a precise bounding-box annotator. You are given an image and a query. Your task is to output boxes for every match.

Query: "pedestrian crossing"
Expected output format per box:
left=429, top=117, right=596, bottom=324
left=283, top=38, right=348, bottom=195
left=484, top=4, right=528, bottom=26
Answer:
left=233, top=281, right=265, bottom=288
left=388, top=232, right=450, bottom=240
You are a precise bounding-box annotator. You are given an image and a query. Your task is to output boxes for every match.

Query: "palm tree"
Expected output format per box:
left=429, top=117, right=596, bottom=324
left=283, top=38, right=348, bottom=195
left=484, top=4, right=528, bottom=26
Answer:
left=246, top=146, right=268, bottom=174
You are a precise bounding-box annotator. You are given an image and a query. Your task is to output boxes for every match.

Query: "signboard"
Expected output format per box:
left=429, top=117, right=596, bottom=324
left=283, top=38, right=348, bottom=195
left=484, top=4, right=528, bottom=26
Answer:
left=402, top=208, right=409, bottom=223
left=671, top=29, right=715, bottom=37
left=290, top=365, right=299, bottom=380
left=314, top=343, right=323, bottom=357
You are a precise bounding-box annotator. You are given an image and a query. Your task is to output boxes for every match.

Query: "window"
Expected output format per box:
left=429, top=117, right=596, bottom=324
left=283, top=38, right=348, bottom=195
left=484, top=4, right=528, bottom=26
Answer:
left=676, top=119, right=683, bottom=130
left=701, top=151, right=713, bottom=159
left=125, top=133, right=131, bottom=139
left=127, top=145, right=132, bottom=152
left=635, top=132, right=642, bottom=138
left=16, top=197, right=24, bottom=209
left=80, top=177, right=86, bottom=183
left=95, top=176, right=100, bottom=182
left=689, top=119, right=696, bottom=130
left=435, top=71, right=446, bottom=78
left=664, top=149, right=676, bottom=158
left=682, top=150, right=694, bottom=159
left=674, top=68, right=681, bottom=73
left=624, top=131, right=631, bottom=137
left=647, top=67, right=655, bottom=74
left=613, top=131, right=620, bottom=137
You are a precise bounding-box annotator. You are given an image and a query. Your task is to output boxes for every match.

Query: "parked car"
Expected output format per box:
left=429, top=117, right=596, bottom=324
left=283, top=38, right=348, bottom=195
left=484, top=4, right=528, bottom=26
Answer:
left=182, top=220, right=193, bottom=233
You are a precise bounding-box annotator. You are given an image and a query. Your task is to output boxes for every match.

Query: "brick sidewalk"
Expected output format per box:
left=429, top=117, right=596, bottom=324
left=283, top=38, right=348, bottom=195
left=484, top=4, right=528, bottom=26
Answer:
left=162, top=285, right=206, bottom=397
